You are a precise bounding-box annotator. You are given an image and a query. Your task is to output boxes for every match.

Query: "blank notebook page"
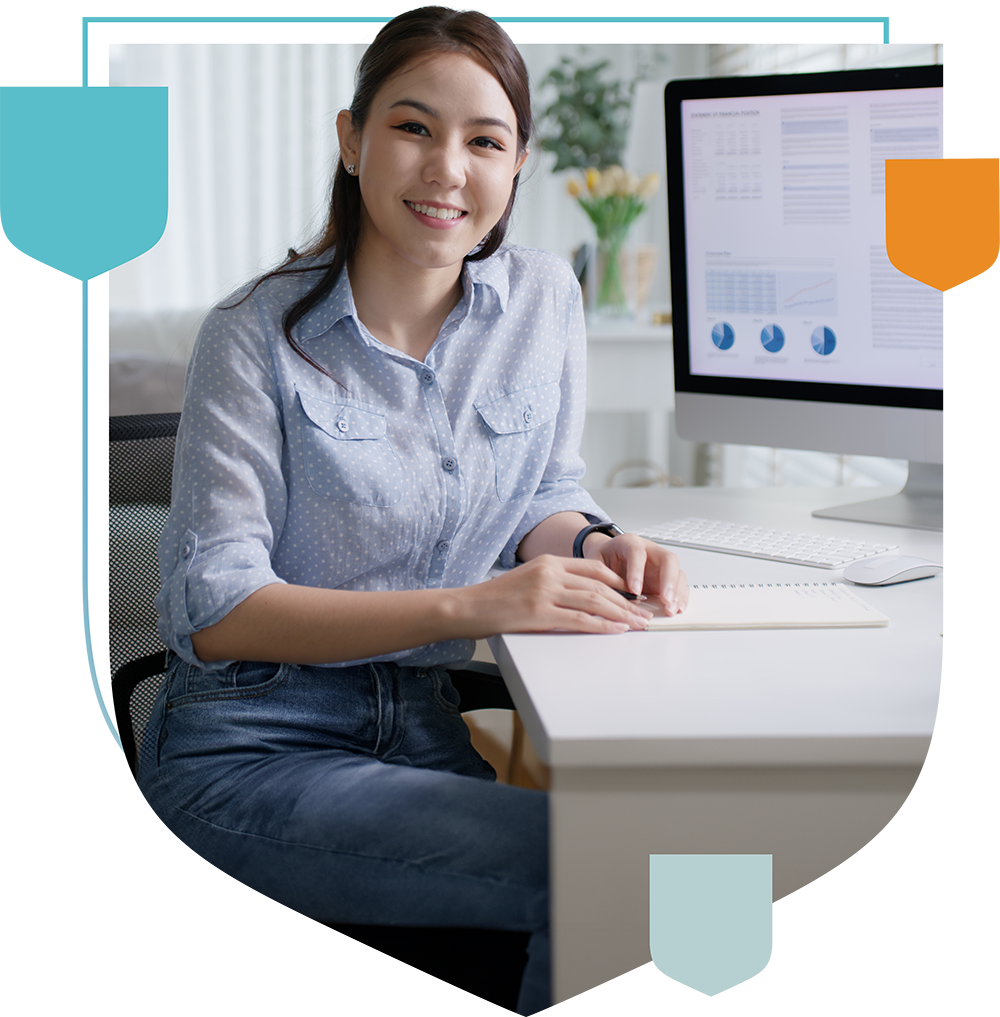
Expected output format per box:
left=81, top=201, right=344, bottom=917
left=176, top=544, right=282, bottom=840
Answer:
left=646, top=583, right=889, bottom=631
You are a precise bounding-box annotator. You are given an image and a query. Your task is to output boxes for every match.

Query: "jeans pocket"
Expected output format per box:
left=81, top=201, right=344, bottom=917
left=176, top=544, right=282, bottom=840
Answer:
left=165, top=660, right=292, bottom=709
left=429, top=667, right=462, bottom=716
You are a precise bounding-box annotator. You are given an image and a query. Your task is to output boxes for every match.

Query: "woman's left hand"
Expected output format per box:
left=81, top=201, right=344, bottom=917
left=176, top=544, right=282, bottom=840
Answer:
left=584, top=532, right=689, bottom=616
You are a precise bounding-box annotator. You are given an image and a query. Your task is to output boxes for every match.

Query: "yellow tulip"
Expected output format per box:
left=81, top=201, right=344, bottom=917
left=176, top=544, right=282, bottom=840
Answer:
left=585, top=167, right=600, bottom=195
left=594, top=166, right=615, bottom=198
left=567, top=178, right=581, bottom=197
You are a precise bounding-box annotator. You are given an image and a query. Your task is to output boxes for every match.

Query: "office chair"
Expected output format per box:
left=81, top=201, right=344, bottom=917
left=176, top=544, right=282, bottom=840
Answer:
left=109, top=412, right=529, bottom=1010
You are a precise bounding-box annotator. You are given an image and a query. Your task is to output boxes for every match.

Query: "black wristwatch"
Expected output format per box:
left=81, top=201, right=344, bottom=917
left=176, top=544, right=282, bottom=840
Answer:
left=572, top=522, right=624, bottom=558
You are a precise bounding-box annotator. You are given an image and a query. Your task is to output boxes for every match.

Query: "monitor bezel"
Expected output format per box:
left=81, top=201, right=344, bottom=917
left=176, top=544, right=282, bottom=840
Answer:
left=664, top=63, right=944, bottom=413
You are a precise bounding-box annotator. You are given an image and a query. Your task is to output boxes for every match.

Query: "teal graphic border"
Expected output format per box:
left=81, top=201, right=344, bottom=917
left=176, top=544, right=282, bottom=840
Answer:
left=5, top=0, right=915, bottom=748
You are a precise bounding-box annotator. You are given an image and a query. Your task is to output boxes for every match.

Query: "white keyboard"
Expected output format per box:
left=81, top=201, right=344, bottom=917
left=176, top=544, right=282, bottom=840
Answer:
left=636, top=517, right=898, bottom=569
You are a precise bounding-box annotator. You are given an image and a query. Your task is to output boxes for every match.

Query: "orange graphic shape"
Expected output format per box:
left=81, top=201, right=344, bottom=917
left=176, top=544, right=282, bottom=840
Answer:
left=886, top=158, right=999, bottom=291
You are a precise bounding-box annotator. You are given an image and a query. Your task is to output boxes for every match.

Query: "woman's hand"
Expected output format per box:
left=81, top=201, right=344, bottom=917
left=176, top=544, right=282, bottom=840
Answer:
left=459, top=554, right=655, bottom=639
left=583, top=532, right=688, bottom=616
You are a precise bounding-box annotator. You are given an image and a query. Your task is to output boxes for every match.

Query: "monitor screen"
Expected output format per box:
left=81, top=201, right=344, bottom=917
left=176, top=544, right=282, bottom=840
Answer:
left=663, top=66, right=1000, bottom=412
left=664, top=65, right=944, bottom=480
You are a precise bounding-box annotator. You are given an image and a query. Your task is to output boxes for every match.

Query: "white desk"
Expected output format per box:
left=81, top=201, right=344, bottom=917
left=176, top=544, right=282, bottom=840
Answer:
left=489, top=485, right=942, bottom=1002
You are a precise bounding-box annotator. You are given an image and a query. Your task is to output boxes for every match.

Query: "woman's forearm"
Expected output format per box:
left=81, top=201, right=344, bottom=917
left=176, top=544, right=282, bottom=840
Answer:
left=190, top=582, right=472, bottom=665
left=190, top=543, right=654, bottom=665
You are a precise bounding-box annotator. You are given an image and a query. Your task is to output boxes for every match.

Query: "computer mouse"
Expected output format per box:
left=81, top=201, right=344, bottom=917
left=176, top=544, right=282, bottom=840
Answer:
left=843, top=555, right=943, bottom=586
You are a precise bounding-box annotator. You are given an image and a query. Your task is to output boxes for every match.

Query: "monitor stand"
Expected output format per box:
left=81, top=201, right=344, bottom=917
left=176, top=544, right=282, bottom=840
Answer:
left=812, top=462, right=942, bottom=531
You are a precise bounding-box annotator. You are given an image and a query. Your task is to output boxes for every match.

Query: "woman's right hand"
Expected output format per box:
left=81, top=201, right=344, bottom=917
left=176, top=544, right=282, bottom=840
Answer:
left=456, top=555, right=654, bottom=639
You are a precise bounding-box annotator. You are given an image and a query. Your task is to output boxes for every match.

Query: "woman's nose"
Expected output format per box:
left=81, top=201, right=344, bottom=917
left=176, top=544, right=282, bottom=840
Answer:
left=422, top=140, right=466, bottom=188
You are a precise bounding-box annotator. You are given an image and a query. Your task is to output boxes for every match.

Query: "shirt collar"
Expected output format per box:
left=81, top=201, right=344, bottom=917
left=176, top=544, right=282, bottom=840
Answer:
left=463, top=251, right=510, bottom=313
left=294, top=250, right=510, bottom=344
left=294, top=262, right=355, bottom=343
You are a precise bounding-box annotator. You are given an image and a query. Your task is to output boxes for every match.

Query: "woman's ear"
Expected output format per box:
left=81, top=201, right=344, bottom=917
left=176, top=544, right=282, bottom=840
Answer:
left=514, top=147, right=530, bottom=178
left=336, top=109, right=360, bottom=173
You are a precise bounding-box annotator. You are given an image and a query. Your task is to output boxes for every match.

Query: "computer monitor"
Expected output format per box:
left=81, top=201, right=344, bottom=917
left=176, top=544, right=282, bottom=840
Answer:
left=664, top=64, right=943, bottom=530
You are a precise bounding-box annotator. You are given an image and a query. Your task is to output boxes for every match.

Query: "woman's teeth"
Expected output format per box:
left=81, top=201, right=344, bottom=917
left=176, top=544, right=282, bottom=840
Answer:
left=406, top=202, right=465, bottom=220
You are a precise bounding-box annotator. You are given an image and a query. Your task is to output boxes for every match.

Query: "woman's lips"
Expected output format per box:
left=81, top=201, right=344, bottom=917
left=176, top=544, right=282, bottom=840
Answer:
left=404, top=200, right=468, bottom=230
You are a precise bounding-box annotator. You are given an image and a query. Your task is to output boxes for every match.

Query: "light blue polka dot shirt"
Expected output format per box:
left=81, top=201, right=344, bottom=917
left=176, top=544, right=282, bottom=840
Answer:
left=156, top=245, right=610, bottom=671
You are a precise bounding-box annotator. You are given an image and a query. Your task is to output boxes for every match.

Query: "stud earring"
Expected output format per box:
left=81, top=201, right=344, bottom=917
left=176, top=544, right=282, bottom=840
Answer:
left=346, top=164, right=356, bottom=175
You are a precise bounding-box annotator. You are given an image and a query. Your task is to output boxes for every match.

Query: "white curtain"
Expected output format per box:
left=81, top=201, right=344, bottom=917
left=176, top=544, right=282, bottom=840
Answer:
left=110, top=43, right=360, bottom=313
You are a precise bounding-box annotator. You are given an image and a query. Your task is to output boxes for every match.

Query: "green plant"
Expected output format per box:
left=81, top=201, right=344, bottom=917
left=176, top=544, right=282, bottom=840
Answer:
left=537, top=58, right=633, bottom=171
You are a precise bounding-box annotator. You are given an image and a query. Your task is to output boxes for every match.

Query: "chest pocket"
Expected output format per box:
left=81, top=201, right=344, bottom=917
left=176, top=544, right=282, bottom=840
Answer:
left=475, top=381, right=561, bottom=502
left=296, top=389, right=404, bottom=506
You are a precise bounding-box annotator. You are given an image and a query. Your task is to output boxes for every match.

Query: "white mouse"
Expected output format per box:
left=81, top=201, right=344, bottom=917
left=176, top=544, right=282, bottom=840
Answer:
left=843, top=554, right=943, bottom=586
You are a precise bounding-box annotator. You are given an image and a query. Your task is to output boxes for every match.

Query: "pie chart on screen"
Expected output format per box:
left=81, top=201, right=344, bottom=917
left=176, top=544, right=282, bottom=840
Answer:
left=712, top=322, right=735, bottom=349
left=760, top=324, right=785, bottom=353
left=811, top=326, right=837, bottom=355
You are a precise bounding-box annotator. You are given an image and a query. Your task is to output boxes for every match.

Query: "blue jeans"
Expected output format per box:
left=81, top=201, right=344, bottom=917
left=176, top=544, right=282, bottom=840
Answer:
left=137, top=656, right=550, bottom=1014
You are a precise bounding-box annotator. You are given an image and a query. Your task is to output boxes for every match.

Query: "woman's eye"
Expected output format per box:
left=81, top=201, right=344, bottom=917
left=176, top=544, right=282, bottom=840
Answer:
left=396, top=122, right=428, bottom=136
left=471, top=137, right=503, bottom=151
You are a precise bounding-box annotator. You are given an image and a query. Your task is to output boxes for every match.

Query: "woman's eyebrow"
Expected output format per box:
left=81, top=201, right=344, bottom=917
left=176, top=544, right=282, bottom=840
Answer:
left=388, top=98, right=512, bottom=136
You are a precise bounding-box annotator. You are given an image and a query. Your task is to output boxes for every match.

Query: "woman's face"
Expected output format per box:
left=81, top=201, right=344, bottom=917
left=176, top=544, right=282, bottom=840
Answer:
left=338, top=50, right=528, bottom=276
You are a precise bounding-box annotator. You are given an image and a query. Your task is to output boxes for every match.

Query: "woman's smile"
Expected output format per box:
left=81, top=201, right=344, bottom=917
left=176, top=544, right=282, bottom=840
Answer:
left=403, top=200, right=469, bottom=226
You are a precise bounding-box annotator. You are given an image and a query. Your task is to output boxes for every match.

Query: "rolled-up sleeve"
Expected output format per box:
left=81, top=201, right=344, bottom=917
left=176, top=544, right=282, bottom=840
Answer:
left=155, top=292, right=289, bottom=669
left=498, top=264, right=610, bottom=567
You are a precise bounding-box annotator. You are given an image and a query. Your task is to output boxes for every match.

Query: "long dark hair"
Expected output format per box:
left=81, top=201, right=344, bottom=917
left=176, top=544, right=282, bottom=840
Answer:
left=264, top=7, right=533, bottom=378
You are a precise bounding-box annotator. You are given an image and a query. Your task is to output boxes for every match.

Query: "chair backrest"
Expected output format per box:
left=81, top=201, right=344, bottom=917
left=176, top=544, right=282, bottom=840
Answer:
left=109, top=412, right=179, bottom=772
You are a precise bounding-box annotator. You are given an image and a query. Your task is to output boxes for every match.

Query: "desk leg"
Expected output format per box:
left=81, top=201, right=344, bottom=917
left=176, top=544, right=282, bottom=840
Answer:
left=549, top=772, right=651, bottom=1012
left=549, top=763, right=922, bottom=1002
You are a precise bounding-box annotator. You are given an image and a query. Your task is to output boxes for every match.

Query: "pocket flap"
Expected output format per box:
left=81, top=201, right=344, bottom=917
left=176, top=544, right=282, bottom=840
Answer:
left=475, top=381, right=561, bottom=435
left=297, top=388, right=387, bottom=440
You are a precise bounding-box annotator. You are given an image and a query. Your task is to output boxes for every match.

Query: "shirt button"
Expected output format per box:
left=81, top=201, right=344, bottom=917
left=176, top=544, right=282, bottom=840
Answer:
left=436, top=540, right=450, bottom=554
left=523, top=408, right=534, bottom=423
left=181, top=544, right=190, bottom=558
left=442, top=456, right=457, bottom=472
left=336, top=419, right=349, bottom=432
left=421, top=369, right=435, bottom=385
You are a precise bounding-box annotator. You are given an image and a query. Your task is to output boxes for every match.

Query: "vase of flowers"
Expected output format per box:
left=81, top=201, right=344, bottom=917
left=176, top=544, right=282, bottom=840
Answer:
left=568, top=165, right=660, bottom=317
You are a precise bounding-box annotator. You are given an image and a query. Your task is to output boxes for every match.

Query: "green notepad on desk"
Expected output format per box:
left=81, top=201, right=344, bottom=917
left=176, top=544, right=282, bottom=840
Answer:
left=647, top=582, right=888, bottom=631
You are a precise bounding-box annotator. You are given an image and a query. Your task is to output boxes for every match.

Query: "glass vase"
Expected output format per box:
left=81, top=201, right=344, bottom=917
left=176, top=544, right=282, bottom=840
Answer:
left=594, top=229, right=630, bottom=318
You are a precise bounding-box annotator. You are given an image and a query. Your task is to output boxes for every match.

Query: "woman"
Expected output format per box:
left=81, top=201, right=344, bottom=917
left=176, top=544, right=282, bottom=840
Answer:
left=140, top=8, right=687, bottom=1014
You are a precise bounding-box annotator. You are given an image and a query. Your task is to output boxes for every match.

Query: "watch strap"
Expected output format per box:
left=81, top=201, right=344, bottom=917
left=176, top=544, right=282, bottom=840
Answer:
left=572, top=522, right=624, bottom=558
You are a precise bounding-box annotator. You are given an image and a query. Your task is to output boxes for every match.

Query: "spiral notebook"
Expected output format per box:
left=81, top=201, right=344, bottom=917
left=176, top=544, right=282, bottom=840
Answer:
left=646, top=582, right=888, bottom=631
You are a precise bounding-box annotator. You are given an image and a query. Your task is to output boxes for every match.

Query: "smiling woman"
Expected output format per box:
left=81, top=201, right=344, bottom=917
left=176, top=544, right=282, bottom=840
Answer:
left=136, top=8, right=686, bottom=1016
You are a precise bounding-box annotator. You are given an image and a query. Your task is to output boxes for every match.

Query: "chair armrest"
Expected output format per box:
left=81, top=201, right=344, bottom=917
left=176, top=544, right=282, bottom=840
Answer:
left=447, top=662, right=514, bottom=712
